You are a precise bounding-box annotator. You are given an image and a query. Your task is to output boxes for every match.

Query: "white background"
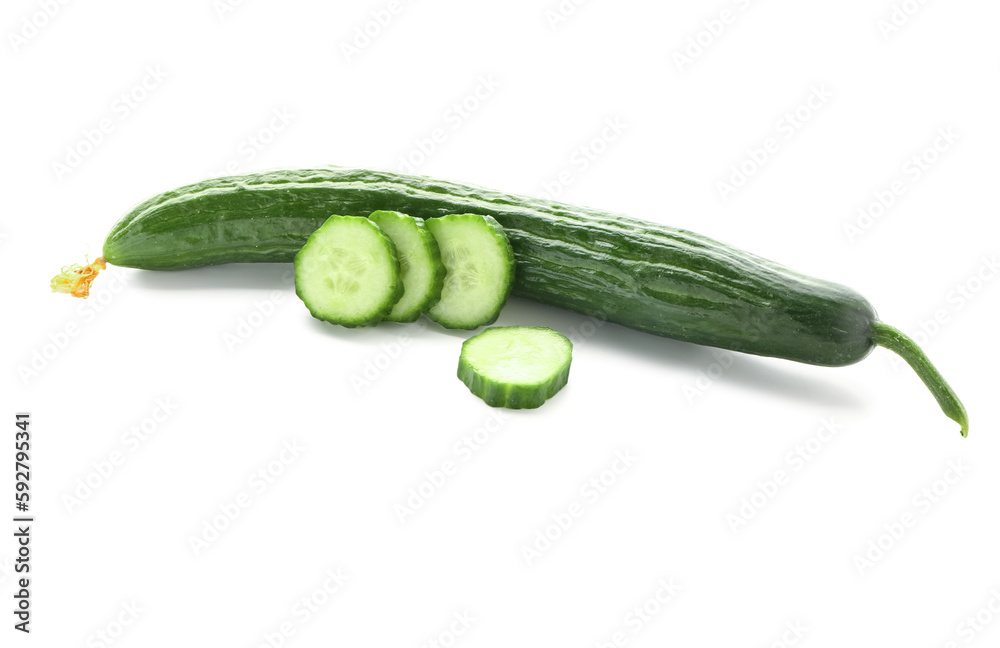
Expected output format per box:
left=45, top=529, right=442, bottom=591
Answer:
left=3, top=0, right=999, bottom=646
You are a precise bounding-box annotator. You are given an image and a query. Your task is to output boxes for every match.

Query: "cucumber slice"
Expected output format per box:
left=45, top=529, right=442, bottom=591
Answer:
left=425, top=214, right=516, bottom=329
left=458, top=326, right=573, bottom=409
left=294, top=214, right=402, bottom=327
left=368, top=210, right=445, bottom=323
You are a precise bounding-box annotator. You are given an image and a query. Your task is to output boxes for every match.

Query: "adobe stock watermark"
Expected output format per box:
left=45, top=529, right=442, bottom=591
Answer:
left=761, top=620, right=809, bottom=648
left=544, top=0, right=592, bottom=31
left=417, top=611, right=477, bottom=648
left=85, top=600, right=144, bottom=648
left=716, top=84, right=833, bottom=202
left=947, top=588, right=1000, bottom=646
left=340, top=0, right=415, bottom=63
left=520, top=449, right=637, bottom=567
left=396, top=74, right=501, bottom=174
left=0, top=555, right=16, bottom=589
left=7, top=0, right=72, bottom=54
left=223, top=270, right=294, bottom=353
left=51, top=64, right=169, bottom=181
left=252, top=567, right=350, bottom=648
left=594, top=578, right=680, bottom=648
left=727, top=417, right=844, bottom=535
left=394, top=410, right=505, bottom=523
left=852, top=459, right=971, bottom=575
left=682, top=349, right=736, bottom=404
left=62, top=398, right=179, bottom=514
left=887, top=254, right=996, bottom=373
left=565, top=313, right=607, bottom=350
left=216, top=106, right=296, bottom=177
left=188, top=439, right=306, bottom=556
left=683, top=307, right=782, bottom=403
left=350, top=319, right=428, bottom=394
left=17, top=264, right=130, bottom=385
left=876, top=0, right=931, bottom=41
left=844, top=127, right=959, bottom=244
left=672, top=0, right=757, bottom=73
left=212, top=0, right=252, bottom=21
left=539, top=116, right=627, bottom=201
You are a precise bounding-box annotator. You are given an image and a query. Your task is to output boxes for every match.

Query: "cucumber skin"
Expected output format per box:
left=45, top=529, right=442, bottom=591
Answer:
left=458, top=357, right=571, bottom=409
left=104, top=168, right=876, bottom=367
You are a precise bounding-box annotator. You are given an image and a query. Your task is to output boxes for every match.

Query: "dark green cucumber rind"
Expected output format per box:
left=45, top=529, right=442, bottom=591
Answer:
left=105, top=167, right=875, bottom=365
left=368, top=211, right=445, bottom=323
left=424, top=214, right=516, bottom=330
left=457, top=331, right=572, bottom=409
left=871, top=323, right=968, bottom=437
left=458, top=359, right=570, bottom=409
left=292, top=215, right=403, bottom=328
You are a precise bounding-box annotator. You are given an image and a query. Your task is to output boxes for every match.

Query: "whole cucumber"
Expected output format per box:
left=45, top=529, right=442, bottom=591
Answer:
left=99, top=167, right=967, bottom=435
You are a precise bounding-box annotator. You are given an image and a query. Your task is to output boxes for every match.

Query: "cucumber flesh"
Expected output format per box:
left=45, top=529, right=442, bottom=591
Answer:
left=368, top=210, right=445, bottom=323
left=458, top=326, right=573, bottom=409
left=294, top=215, right=402, bottom=327
left=425, top=214, right=516, bottom=330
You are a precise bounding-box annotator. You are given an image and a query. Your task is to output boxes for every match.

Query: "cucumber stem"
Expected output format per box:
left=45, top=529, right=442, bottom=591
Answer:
left=872, top=322, right=968, bottom=437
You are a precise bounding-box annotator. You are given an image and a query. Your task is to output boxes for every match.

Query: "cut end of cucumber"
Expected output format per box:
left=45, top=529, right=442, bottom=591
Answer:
left=458, top=326, right=573, bottom=409
left=294, top=215, right=402, bottom=327
left=426, top=214, right=516, bottom=330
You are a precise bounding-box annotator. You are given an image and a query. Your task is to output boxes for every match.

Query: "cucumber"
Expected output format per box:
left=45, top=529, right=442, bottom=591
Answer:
left=294, top=215, right=402, bottom=327
left=424, top=214, right=515, bottom=330
left=98, top=167, right=968, bottom=435
left=368, top=211, right=445, bottom=323
left=458, top=327, right=573, bottom=409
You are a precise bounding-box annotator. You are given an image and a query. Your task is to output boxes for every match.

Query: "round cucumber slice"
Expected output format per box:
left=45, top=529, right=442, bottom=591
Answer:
left=425, top=214, right=516, bottom=330
left=368, top=210, right=445, bottom=323
left=458, top=326, right=573, bottom=409
left=294, top=215, right=402, bottom=327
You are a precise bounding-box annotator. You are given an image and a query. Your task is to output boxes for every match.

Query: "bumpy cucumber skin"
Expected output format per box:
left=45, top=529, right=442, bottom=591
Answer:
left=458, top=327, right=573, bottom=409
left=293, top=215, right=403, bottom=328
left=368, top=211, right=445, bottom=323
left=104, top=168, right=876, bottom=366
left=424, top=214, right=517, bottom=330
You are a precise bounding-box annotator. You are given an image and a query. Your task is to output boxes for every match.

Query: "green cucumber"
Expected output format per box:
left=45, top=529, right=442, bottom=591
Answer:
left=424, top=214, right=516, bottom=330
left=294, top=215, right=402, bottom=327
left=368, top=210, right=445, bottom=323
left=458, top=327, right=573, bottom=409
left=99, top=167, right=968, bottom=435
